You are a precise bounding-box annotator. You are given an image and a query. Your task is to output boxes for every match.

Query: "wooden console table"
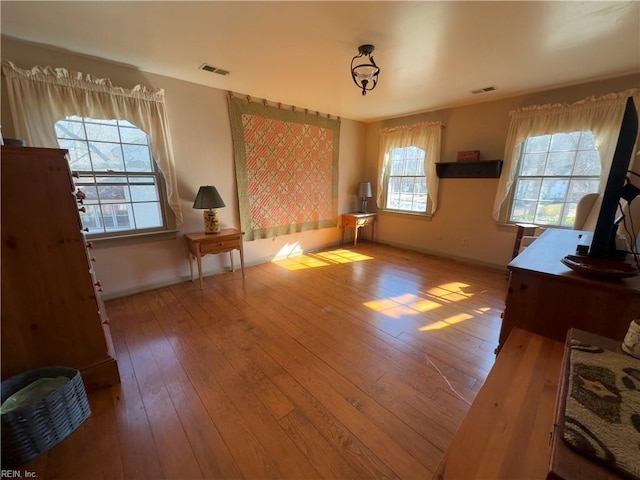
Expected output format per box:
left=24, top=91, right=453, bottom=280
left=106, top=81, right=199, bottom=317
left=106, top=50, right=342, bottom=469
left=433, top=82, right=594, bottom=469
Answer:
left=433, top=328, right=565, bottom=479
left=499, top=228, right=640, bottom=352
left=341, top=212, right=376, bottom=246
left=185, top=229, right=245, bottom=289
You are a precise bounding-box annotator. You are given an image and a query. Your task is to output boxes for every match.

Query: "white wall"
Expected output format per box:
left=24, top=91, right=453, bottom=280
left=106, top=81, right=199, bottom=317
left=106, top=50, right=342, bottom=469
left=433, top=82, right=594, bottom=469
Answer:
left=365, top=74, right=640, bottom=268
left=1, top=37, right=367, bottom=298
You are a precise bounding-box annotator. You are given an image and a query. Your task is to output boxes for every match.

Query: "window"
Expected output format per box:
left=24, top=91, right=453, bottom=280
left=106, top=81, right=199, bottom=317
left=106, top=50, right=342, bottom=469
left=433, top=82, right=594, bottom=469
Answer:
left=379, top=121, right=442, bottom=215
left=55, top=116, right=167, bottom=236
left=385, top=146, right=428, bottom=213
left=509, top=131, right=601, bottom=227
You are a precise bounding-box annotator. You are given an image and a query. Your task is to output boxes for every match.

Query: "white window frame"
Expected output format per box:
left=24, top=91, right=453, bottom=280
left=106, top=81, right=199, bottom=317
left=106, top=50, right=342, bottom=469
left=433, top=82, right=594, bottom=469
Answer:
left=507, top=130, right=602, bottom=228
left=1, top=61, right=183, bottom=238
left=382, top=146, right=429, bottom=214
left=55, top=116, right=171, bottom=239
left=377, top=121, right=443, bottom=216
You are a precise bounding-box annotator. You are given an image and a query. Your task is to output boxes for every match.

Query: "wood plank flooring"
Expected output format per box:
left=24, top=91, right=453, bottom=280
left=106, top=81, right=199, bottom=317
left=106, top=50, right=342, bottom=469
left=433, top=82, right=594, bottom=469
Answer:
left=22, top=242, right=507, bottom=479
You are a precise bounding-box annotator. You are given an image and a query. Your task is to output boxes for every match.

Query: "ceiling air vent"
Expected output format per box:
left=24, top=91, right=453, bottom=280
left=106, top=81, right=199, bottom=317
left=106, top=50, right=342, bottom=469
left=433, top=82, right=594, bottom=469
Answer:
left=199, top=63, right=230, bottom=76
left=471, top=85, right=497, bottom=94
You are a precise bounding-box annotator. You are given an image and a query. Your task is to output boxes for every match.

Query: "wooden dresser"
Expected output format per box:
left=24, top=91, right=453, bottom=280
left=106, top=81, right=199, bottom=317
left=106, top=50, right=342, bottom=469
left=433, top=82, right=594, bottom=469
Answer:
left=499, top=228, right=640, bottom=352
left=1, top=146, right=120, bottom=391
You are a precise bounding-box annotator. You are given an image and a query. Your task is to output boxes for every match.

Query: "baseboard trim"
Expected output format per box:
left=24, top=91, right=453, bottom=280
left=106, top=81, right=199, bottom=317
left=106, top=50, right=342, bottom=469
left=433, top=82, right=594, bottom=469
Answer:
left=376, top=239, right=506, bottom=271
left=102, top=239, right=502, bottom=299
left=101, top=240, right=347, bottom=300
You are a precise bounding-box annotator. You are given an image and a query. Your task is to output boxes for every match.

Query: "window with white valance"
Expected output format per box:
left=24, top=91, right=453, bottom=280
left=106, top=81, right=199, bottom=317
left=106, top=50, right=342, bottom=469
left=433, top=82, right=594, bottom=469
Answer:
left=494, top=89, right=640, bottom=224
left=1, top=60, right=182, bottom=231
left=377, top=121, right=443, bottom=215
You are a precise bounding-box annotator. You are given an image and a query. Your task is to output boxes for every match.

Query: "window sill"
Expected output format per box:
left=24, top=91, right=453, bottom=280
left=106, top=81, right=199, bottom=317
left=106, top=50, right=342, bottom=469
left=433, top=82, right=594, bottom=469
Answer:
left=89, top=229, right=180, bottom=249
left=497, top=221, right=572, bottom=230
left=378, top=209, right=433, bottom=220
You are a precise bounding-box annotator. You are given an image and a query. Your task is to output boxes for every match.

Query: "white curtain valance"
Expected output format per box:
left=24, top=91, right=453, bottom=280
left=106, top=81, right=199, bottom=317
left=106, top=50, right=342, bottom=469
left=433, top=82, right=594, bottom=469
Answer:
left=1, top=60, right=182, bottom=225
left=493, top=88, right=640, bottom=222
left=378, top=121, right=444, bottom=214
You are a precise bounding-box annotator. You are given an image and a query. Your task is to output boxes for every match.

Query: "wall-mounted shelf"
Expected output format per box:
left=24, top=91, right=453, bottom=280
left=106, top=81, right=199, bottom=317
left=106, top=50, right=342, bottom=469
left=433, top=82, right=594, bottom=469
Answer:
left=436, top=160, right=503, bottom=178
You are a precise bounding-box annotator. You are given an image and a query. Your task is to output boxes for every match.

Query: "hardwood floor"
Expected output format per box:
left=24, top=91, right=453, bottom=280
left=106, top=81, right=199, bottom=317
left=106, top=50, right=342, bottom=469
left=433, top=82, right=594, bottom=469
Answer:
left=22, top=242, right=507, bottom=479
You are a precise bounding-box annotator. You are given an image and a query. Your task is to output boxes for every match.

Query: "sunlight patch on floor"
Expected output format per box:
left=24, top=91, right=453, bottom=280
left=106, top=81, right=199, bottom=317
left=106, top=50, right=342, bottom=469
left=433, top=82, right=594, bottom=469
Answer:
left=315, top=249, right=374, bottom=263
left=274, top=255, right=332, bottom=270
left=419, top=313, right=474, bottom=331
left=422, top=282, right=476, bottom=303
left=472, top=307, right=492, bottom=315
left=364, top=293, right=443, bottom=319
left=364, top=281, right=492, bottom=329
left=272, top=245, right=374, bottom=271
left=364, top=293, right=442, bottom=318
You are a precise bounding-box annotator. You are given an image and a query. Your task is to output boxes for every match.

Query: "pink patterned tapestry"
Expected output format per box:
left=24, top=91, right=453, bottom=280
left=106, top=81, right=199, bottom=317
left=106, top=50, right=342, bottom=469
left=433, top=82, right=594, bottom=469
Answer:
left=229, top=96, right=340, bottom=241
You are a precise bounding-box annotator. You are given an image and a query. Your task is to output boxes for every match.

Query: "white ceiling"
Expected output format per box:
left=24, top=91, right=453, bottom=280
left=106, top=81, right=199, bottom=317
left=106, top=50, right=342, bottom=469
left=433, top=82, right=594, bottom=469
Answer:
left=2, top=1, right=639, bottom=122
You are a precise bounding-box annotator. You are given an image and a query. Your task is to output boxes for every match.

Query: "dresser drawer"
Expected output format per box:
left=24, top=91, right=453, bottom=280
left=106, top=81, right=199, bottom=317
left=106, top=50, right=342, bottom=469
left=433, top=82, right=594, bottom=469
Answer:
left=199, top=237, right=241, bottom=254
left=342, top=213, right=376, bottom=228
left=356, top=217, right=374, bottom=226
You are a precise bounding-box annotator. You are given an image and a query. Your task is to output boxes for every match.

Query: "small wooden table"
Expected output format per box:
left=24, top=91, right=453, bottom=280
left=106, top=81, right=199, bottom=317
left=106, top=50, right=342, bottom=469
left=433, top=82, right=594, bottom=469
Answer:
left=432, top=328, right=565, bottom=479
left=341, top=212, right=376, bottom=246
left=185, top=229, right=245, bottom=289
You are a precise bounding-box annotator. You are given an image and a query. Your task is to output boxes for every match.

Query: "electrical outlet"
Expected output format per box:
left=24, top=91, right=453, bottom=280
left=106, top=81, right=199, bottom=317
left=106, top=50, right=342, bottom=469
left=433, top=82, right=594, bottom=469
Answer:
left=462, top=237, right=469, bottom=246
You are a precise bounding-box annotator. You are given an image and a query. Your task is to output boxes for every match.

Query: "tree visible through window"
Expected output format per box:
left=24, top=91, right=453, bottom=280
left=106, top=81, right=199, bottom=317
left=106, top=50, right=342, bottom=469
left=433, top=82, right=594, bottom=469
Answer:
left=55, top=116, right=165, bottom=236
left=509, top=131, right=601, bottom=227
left=386, top=146, right=427, bottom=213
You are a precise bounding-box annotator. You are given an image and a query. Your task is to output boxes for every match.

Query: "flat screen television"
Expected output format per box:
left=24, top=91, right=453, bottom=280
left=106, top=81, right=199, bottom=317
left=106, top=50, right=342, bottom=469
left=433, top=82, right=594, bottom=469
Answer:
left=588, top=96, right=639, bottom=259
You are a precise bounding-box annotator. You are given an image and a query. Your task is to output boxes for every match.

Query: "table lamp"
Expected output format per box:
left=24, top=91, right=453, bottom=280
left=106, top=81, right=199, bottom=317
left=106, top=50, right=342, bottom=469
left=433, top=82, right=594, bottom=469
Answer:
left=358, top=181, right=372, bottom=213
left=193, top=185, right=225, bottom=234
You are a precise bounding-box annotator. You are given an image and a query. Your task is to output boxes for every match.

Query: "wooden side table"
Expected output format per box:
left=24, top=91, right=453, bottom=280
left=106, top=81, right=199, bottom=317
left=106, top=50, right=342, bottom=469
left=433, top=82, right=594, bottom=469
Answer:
left=342, top=212, right=376, bottom=246
left=185, top=228, right=245, bottom=289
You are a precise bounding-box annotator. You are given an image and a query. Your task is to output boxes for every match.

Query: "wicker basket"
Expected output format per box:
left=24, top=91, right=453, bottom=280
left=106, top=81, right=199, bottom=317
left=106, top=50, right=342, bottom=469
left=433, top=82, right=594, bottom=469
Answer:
left=1, top=366, right=91, bottom=467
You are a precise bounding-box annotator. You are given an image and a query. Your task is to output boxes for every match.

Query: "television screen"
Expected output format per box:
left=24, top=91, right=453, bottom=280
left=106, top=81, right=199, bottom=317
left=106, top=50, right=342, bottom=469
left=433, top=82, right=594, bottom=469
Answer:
left=589, top=96, right=639, bottom=259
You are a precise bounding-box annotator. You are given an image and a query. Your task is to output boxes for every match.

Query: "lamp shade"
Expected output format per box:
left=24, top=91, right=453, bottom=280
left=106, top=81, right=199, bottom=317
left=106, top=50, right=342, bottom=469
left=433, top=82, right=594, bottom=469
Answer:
left=357, top=182, right=373, bottom=199
left=193, top=186, right=225, bottom=209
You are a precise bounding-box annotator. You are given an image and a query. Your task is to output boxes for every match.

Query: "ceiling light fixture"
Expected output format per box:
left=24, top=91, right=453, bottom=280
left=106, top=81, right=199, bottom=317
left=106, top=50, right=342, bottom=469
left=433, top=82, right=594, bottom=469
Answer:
left=351, top=44, right=380, bottom=96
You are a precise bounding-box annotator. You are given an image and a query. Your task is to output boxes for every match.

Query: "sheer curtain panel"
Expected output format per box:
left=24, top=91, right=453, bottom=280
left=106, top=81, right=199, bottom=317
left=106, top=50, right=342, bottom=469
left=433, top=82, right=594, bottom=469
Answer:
left=493, top=89, right=640, bottom=222
left=377, top=121, right=443, bottom=214
left=1, top=61, right=182, bottom=224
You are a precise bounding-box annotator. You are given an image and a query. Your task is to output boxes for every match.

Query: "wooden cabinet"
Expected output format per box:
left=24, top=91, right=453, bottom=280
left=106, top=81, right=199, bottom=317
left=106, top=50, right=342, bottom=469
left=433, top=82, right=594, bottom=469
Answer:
left=1, top=146, right=119, bottom=391
left=499, top=228, right=640, bottom=352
